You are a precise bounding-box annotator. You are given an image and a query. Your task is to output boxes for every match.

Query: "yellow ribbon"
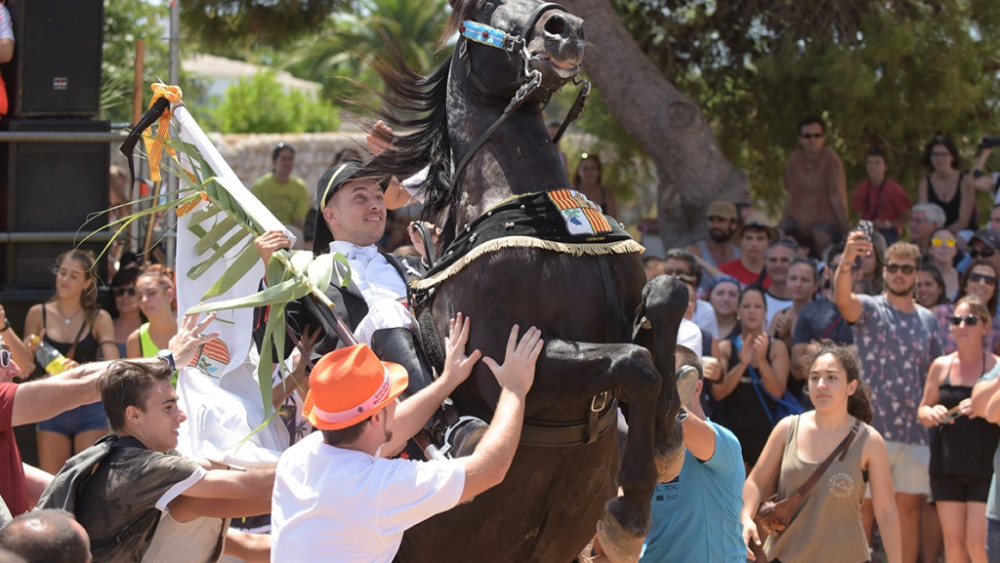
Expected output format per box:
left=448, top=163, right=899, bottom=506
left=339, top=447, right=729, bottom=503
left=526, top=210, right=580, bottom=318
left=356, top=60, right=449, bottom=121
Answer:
left=142, top=83, right=183, bottom=183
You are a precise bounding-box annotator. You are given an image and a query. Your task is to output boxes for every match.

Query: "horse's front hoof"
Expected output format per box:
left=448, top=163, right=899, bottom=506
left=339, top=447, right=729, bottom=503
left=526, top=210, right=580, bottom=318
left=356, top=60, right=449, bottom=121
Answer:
left=654, top=439, right=685, bottom=483
left=595, top=508, right=645, bottom=563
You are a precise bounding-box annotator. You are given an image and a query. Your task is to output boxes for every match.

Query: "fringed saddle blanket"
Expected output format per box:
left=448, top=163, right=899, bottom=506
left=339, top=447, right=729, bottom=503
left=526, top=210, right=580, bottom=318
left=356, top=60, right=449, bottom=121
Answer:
left=410, top=189, right=645, bottom=292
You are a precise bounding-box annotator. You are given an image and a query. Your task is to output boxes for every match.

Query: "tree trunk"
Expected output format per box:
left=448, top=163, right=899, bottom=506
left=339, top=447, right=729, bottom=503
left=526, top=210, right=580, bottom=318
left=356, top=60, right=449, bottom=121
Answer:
left=562, top=0, right=751, bottom=250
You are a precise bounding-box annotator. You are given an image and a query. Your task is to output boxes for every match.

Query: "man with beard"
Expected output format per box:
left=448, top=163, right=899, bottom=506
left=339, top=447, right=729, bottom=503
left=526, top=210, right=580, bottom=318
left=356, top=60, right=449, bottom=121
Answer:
left=271, top=321, right=542, bottom=562
left=835, top=235, right=941, bottom=563
left=688, top=201, right=741, bottom=286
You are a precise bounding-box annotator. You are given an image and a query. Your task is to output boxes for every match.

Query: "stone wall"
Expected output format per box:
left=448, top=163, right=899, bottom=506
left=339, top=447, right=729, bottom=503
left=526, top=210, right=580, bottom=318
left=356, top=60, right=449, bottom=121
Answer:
left=113, top=131, right=370, bottom=206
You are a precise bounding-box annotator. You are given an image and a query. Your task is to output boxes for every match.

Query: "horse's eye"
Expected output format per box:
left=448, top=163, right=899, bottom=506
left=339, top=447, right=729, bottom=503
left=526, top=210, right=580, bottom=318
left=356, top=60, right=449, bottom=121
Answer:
left=481, top=1, right=496, bottom=13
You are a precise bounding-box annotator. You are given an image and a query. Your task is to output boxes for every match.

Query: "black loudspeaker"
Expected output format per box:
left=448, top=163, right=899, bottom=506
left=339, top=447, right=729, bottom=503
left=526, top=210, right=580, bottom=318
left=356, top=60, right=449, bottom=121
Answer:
left=0, top=0, right=104, bottom=117
left=0, top=119, right=110, bottom=289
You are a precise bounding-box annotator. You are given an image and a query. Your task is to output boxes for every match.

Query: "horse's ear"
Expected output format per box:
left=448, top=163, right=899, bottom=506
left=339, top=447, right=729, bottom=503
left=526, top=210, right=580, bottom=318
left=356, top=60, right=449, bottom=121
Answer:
left=444, top=0, right=476, bottom=39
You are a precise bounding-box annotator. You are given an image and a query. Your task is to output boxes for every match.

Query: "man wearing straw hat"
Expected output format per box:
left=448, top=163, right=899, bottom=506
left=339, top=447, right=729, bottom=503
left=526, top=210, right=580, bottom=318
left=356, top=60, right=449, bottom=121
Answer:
left=270, top=315, right=542, bottom=562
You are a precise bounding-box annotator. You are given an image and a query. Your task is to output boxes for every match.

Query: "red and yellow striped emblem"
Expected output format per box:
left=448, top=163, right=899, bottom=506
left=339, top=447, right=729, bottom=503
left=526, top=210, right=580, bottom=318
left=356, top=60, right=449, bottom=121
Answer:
left=548, top=189, right=612, bottom=234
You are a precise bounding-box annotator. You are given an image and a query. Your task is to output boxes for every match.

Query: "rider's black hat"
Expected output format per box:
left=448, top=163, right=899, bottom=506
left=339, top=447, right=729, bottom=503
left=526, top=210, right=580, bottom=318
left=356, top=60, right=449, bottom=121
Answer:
left=313, top=160, right=364, bottom=254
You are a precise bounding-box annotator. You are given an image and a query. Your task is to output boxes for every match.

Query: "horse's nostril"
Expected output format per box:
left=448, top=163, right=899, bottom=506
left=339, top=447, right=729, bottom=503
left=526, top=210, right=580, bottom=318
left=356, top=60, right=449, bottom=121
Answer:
left=544, top=16, right=566, bottom=36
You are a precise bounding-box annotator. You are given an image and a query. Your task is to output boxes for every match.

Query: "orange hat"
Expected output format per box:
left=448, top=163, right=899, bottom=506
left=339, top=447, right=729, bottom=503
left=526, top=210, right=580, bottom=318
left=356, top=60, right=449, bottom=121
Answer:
left=303, top=344, right=409, bottom=431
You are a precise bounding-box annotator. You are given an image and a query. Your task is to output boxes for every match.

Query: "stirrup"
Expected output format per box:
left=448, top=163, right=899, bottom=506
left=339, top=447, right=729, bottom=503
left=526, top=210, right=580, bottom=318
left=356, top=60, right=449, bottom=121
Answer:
left=439, top=416, right=489, bottom=459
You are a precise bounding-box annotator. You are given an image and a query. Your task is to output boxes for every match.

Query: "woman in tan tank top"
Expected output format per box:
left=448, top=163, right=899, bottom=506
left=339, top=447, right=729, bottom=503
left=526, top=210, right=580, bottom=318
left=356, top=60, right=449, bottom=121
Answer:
left=741, top=344, right=902, bottom=563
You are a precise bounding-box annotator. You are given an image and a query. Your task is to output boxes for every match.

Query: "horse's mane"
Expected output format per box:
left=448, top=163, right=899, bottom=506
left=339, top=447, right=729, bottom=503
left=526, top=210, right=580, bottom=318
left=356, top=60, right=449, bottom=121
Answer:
left=360, top=53, right=454, bottom=223
left=360, top=0, right=486, bottom=223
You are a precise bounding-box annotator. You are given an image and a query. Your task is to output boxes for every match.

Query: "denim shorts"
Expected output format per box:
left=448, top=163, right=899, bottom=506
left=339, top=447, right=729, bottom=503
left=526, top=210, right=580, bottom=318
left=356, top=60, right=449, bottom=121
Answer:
left=987, top=518, right=1000, bottom=562
left=36, top=402, right=108, bottom=436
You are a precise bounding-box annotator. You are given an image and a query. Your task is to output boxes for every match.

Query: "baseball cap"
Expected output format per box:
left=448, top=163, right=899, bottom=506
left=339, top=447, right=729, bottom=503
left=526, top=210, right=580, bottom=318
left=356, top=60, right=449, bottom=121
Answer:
left=706, top=201, right=738, bottom=221
left=970, top=229, right=1000, bottom=250
left=303, top=344, right=409, bottom=431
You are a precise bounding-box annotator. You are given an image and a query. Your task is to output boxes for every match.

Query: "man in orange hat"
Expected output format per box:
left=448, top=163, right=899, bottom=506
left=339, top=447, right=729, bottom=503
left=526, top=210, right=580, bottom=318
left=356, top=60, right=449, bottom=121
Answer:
left=271, top=315, right=542, bottom=562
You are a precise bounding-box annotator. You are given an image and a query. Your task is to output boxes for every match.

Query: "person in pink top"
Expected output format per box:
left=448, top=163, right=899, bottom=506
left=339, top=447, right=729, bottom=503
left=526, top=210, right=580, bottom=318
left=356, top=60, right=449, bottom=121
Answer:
left=852, top=148, right=913, bottom=245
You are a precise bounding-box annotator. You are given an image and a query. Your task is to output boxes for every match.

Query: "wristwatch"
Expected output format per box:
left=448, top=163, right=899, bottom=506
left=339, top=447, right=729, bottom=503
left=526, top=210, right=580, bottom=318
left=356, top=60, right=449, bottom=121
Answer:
left=156, top=349, right=175, bottom=370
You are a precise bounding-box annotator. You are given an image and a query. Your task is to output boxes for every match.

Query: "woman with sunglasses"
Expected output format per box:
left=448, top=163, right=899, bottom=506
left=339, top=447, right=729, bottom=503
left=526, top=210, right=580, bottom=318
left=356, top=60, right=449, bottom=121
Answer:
left=918, top=295, right=999, bottom=563
left=126, top=264, right=177, bottom=361
left=928, top=228, right=961, bottom=302
left=712, top=285, right=791, bottom=469
left=918, top=135, right=977, bottom=235
left=572, top=153, right=618, bottom=219
left=22, top=249, right=119, bottom=475
left=948, top=260, right=1000, bottom=356
left=106, top=264, right=143, bottom=358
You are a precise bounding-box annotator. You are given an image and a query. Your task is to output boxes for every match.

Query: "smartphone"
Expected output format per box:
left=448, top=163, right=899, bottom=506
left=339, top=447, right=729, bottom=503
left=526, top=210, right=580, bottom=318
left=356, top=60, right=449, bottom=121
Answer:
left=853, top=220, right=874, bottom=269
left=943, top=405, right=962, bottom=423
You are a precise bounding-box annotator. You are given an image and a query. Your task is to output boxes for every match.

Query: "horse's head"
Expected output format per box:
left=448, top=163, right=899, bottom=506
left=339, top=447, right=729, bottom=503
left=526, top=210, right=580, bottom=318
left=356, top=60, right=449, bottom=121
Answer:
left=448, top=0, right=585, bottom=98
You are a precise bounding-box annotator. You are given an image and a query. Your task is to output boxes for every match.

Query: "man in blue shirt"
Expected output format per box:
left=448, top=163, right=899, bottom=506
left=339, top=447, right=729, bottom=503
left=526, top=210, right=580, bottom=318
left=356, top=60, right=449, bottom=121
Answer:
left=640, top=347, right=746, bottom=563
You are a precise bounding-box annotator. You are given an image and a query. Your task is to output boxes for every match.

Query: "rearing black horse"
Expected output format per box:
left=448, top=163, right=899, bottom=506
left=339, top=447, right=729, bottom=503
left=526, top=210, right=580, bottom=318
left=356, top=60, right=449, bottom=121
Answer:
left=364, top=1, right=688, bottom=561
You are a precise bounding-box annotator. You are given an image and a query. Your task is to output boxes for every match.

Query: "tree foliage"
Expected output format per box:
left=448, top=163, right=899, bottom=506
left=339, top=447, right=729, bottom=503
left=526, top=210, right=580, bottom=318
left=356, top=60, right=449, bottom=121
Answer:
left=181, top=0, right=345, bottom=53
left=613, top=0, right=1000, bottom=212
left=204, top=71, right=340, bottom=133
left=282, top=0, right=451, bottom=103
left=101, top=0, right=171, bottom=124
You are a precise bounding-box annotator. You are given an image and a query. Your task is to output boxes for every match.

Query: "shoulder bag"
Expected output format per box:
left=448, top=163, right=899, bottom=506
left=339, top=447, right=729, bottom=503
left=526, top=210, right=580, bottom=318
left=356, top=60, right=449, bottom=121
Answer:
left=754, top=419, right=861, bottom=537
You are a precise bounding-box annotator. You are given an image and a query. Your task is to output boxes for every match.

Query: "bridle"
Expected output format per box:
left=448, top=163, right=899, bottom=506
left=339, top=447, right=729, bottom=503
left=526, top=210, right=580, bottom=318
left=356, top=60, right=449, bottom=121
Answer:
left=451, top=2, right=590, bottom=192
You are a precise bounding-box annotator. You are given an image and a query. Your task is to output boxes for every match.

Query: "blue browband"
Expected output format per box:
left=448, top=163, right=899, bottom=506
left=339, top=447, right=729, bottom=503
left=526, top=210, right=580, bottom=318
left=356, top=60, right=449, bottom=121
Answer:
left=460, top=20, right=512, bottom=51
left=458, top=2, right=566, bottom=53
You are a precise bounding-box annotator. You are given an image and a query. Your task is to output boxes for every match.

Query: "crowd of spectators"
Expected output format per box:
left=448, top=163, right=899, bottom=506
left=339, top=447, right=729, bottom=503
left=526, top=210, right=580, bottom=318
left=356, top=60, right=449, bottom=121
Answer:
left=8, top=112, right=1000, bottom=563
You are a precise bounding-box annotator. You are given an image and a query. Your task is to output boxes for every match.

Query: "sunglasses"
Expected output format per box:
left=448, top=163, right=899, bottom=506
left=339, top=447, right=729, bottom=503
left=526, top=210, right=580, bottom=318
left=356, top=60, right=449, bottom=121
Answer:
left=969, top=273, right=998, bottom=285
left=0, top=350, right=9, bottom=368
left=970, top=247, right=996, bottom=259
left=112, top=286, right=136, bottom=297
left=931, top=237, right=956, bottom=248
left=885, top=263, right=916, bottom=275
left=800, top=133, right=824, bottom=139
left=664, top=268, right=691, bottom=276
left=949, top=314, right=981, bottom=327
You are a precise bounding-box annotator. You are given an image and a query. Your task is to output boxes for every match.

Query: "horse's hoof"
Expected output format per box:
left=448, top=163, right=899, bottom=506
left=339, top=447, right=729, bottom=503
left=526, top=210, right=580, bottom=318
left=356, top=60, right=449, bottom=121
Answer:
left=675, top=365, right=699, bottom=407
left=655, top=441, right=685, bottom=483
left=595, top=510, right=645, bottom=563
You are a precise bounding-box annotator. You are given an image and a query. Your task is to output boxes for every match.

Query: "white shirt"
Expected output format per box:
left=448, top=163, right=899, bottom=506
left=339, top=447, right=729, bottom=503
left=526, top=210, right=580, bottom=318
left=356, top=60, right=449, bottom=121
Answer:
left=329, top=241, right=407, bottom=304
left=0, top=6, right=12, bottom=42
left=271, top=433, right=465, bottom=563
left=692, top=299, right=719, bottom=339
left=677, top=318, right=703, bottom=356
left=765, top=292, right=793, bottom=331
